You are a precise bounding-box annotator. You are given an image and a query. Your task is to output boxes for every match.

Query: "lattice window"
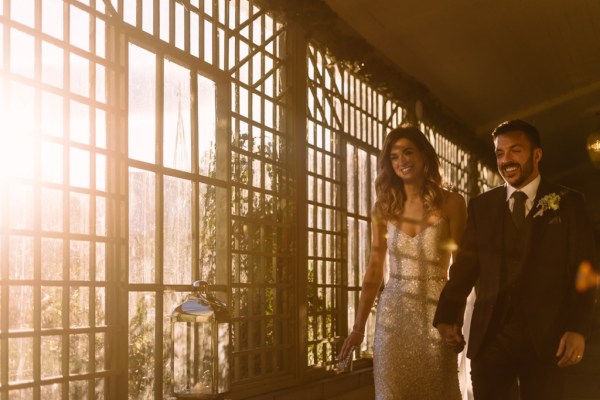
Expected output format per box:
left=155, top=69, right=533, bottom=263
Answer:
left=227, top=2, right=291, bottom=385
left=476, top=161, right=503, bottom=194
left=117, top=0, right=291, bottom=396
left=421, top=124, right=471, bottom=199
left=2, top=0, right=290, bottom=399
left=306, top=43, right=404, bottom=370
left=0, top=0, right=115, bottom=398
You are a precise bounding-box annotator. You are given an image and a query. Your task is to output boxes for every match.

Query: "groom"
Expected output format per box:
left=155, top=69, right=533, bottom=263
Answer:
left=434, top=120, right=597, bottom=399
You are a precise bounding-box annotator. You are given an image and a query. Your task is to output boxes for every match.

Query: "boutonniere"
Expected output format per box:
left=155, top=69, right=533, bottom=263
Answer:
left=533, top=191, right=565, bottom=218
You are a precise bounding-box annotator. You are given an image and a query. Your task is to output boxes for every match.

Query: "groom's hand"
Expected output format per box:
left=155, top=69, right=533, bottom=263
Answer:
left=556, top=331, right=585, bottom=367
left=436, top=322, right=465, bottom=353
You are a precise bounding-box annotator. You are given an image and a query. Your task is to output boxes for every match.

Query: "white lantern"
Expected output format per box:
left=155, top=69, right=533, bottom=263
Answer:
left=171, top=281, right=230, bottom=398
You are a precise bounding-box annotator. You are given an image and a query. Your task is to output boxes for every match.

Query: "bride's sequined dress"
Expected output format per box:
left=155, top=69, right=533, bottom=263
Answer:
left=373, top=219, right=462, bottom=399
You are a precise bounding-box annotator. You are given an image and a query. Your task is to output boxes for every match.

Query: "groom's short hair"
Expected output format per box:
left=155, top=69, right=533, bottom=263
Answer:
left=491, top=120, right=542, bottom=149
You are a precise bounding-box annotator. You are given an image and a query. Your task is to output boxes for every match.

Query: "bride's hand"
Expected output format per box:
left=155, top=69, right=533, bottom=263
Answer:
left=338, top=330, right=364, bottom=362
left=436, top=322, right=465, bottom=353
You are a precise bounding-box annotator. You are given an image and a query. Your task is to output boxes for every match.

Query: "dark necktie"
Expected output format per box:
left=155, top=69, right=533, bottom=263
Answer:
left=511, top=191, right=527, bottom=228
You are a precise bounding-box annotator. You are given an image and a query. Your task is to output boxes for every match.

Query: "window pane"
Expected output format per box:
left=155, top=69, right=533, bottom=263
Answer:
left=128, top=292, right=156, bottom=398
left=42, top=238, right=64, bottom=280
left=198, top=75, right=217, bottom=177
left=41, top=286, right=63, bottom=329
left=9, top=337, right=33, bottom=383
left=163, top=59, right=191, bottom=172
left=128, top=44, right=156, bottom=163
left=129, top=168, right=156, bottom=283
left=163, top=176, right=192, bottom=284
left=41, top=336, right=62, bottom=378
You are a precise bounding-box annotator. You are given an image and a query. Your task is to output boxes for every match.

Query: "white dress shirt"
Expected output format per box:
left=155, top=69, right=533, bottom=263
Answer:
left=505, top=174, right=541, bottom=216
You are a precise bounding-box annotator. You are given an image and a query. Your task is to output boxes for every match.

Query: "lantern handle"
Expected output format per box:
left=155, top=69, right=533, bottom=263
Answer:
left=192, top=280, right=228, bottom=311
left=193, top=280, right=208, bottom=294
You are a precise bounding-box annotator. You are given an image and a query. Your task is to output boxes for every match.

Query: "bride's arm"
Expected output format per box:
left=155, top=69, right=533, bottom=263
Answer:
left=338, top=215, right=388, bottom=361
left=444, top=190, right=467, bottom=259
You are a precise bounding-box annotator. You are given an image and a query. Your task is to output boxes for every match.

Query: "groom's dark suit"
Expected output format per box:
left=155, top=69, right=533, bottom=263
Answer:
left=434, top=179, right=597, bottom=396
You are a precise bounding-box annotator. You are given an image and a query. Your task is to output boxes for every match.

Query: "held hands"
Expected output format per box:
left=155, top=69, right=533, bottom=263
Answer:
left=436, top=323, right=466, bottom=353
left=556, top=331, right=585, bottom=367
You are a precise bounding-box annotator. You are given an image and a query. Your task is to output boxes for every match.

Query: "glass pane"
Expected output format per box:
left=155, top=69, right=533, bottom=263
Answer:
left=9, top=337, right=33, bottom=383
left=163, top=176, right=192, bottom=284
left=129, top=168, right=156, bottom=283
left=96, top=242, right=106, bottom=281
left=71, top=100, right=90, bottom=144
left=70, top=287, right=90, bottom=328
left=9, top=184, right=34, bottom=229
left=96, top=108, right=106, bottom=148
left=7, top=389, right=34, bottom=400
left=70, top=192, right=90, bottom=234
left=41, top=335, right=62, bottom=378
left=128, top=44, right=156, bottom=163
left=358, top=148, right=367, bottom=216
left=42, top=0, right=64, bottom=39
left=96, top=195, right=106, bottom=236
left=3, top=83, right=35, bottom=180
left=41, top=141, right=63, bottom=184
left=69, top=333, right=89, bottom=374
left=41, top=188, right=63, bottom=233
left=198, top=75, right=216, bottom=177
left=163, top=59, right=191, bottom=172
left=123, top=0, right=136, bottom=25
left=70, top=53, right=89, bottom=97
left=70, top=376, right=90, bottom=397
left=41, top=90, right=64, bottom=137
left=142, top=0, right=153, bottom=34
left=70, top=147, right=90, bottom=188
left=41, top=238, right=63, bottom=280
left=97, top=154, right=106, bottom=190
left=162, top=291, right=186, bottom=397
left=70, top=4, right=90, bottom=51
left=95, top=288, right=106, bottom=326
left=371, top=153, right=377, bottom=206
left=346, top=144, right=354, bottom=214
left=172, top=320, right=214, bottom=394
left=70, top=240, right=90, bottom=281
left=190, top=12, right=199, bottom=57
left=41, top=286, right=63, bottom=329
left=199, top=183, right=217, bottom=282
left=42, top=41, right=64, bottom=88
left=95, top=17, right=105, bottom=58
left=9, top=286, right=33, bottom=330
left=96, top=333, right=106, bottom=371
left=41, top=384, right=62, bottom=399
left=129, top=292, right=155, bottom=398
left=204, top=20, right=212, bottom=64
left=9, top=236, right=34, bottom=280
left=160, top=0, right=169, bottom=41
left=10, top=29, right=35, bottom=79
left=347, top=217, right=356, bottom=286
left=96, top=64, right=106, bottom=103
left=11, top=0, right=31, bottom=23
left=175, top=2, right=184, bottom=49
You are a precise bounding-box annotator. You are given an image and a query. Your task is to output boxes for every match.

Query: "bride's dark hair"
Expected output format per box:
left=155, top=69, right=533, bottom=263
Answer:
left=374, top=124, right=444, bottom=221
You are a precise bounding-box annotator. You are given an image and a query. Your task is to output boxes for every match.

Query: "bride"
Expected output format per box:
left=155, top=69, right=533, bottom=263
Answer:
left=338, top=125, right=468, bottom=399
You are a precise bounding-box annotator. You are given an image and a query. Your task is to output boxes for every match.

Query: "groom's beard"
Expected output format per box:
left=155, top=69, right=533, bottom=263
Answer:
left=499, top=151, right=535, bottom=188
